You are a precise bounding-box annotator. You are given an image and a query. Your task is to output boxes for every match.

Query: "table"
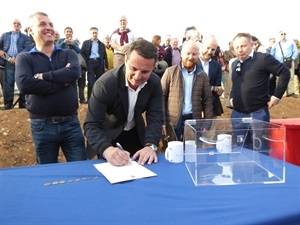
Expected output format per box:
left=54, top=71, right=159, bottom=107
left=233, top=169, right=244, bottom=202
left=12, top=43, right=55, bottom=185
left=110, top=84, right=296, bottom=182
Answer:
left=1, top=154, right=300, bottom=225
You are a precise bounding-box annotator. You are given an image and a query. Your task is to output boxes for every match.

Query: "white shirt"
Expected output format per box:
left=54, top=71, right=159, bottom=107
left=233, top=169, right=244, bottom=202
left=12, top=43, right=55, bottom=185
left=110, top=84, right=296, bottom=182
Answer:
left=124, top=77, right=147, bottom=131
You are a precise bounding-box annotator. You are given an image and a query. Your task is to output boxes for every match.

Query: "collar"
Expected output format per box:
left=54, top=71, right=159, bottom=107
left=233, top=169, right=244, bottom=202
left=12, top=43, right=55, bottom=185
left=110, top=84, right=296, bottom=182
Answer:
left=239, top=51, right=254, bottom=63
left=125, top=75, right=147, bottom=91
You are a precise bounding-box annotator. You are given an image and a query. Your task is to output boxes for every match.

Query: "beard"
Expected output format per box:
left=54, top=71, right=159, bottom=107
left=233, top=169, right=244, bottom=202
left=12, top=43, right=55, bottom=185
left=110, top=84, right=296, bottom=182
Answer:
left=182, top=59, right=196, bottom=71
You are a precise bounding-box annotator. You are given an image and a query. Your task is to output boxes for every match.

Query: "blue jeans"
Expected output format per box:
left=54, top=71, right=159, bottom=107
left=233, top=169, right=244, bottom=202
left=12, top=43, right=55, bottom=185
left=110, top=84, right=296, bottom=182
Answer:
left=4, top=61, right=15, bottom=105
left=31, top=116, right=87, bottom=164
left=4, top=61, right=25, bottom=105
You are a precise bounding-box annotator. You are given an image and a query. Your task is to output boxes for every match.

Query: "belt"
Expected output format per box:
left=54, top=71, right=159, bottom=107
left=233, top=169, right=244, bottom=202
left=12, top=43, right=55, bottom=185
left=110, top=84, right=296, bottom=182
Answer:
left=182, top=114, right=193, bottom=120
left=89, top=58, right=101, bottom=61
left=31, top=115, right=77, bottom=123
left=235, top=105, right=268, bottom=114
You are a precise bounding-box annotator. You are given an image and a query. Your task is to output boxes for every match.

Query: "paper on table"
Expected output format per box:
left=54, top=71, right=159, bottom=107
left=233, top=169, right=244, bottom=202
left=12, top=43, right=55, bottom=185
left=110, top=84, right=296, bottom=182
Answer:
left=94, top=161, right=157, bottom=184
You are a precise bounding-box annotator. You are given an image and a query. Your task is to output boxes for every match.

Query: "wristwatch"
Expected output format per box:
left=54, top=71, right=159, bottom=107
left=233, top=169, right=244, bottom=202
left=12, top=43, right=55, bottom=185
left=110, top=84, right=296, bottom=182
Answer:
left=145, top=143, right=157, bottom=151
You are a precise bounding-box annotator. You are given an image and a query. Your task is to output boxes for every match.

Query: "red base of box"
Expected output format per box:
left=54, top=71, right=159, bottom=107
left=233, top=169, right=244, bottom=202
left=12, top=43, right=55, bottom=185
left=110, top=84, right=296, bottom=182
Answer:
left=270, top=118, right=300, bottom=166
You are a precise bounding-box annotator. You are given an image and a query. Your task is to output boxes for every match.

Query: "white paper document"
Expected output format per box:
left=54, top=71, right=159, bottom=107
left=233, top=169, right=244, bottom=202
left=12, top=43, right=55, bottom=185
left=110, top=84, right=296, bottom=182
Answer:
left=94, top=161, right=157, bottom=184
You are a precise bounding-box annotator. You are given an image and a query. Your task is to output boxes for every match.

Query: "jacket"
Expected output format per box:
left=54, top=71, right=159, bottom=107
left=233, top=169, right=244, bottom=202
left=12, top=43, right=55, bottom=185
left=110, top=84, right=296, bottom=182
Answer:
left=80, top=39, right=108, bottom=69
left=0, top=31, right=32, bottom=65
left=84, top=65, right=163, bottom=159
left=161, top=64, right=213, bottom=130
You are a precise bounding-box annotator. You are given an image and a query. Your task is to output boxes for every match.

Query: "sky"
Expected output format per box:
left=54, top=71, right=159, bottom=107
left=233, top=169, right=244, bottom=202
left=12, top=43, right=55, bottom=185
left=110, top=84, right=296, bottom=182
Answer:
left=1, top=0, right=300, bottom=50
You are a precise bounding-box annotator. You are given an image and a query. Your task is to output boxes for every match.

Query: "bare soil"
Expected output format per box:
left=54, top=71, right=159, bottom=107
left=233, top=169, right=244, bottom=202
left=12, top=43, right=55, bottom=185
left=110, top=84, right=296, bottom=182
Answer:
left=0, top=96, right=299, bottom=168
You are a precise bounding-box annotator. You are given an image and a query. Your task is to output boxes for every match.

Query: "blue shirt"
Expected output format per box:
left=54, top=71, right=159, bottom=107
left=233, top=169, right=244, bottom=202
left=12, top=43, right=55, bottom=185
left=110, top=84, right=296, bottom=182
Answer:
left=271, top=39, right=298, bottom=62
left=182, top=66, right=195, bottom=115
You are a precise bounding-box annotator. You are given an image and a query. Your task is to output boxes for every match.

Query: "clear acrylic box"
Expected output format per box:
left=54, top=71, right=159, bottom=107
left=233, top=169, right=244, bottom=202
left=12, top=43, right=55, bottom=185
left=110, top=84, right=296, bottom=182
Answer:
left=184, top=118, right=286, bottom=186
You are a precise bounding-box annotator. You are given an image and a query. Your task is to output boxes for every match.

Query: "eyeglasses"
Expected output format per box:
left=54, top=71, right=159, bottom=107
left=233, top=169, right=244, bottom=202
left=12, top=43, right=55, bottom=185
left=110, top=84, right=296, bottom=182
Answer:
left=280, top=33, right=286, bottom=36
left=13, top=22, right=21, bottom=25
left=236, top=62, right=242, bottom=75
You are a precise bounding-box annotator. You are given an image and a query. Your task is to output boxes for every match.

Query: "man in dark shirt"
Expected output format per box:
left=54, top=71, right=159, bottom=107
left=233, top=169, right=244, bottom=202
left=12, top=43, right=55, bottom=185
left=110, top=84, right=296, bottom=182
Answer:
left=15, top=12, right=86, bottom=164
left=230, top=33, right=290, bottom=152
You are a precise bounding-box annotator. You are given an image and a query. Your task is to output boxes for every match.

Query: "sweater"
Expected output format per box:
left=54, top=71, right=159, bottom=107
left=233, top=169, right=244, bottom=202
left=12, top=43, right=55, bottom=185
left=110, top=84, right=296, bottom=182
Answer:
left=15, top=46, right=81, bottom=118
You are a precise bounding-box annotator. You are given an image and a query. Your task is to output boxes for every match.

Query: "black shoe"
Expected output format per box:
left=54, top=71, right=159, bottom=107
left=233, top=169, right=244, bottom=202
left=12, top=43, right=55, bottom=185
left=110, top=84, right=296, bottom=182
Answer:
left=1, top=104, right=13, bottom=110
left=19, top=103, right=26, bottom=109
left=287, top=93, right=298, bottom=98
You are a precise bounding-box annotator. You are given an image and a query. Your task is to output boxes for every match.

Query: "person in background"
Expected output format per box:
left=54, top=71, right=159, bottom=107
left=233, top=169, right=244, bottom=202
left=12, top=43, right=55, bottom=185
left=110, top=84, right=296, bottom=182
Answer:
left=293, top=39, right=300, bottom=95
left=103, top=35, right=114, bottom=70
left=223, top=41, right=236, bottom=99
left=110, top=15, right=136, bottom=68
left=199, top=35, right=224, bottom=117
left=152, top=35, right=167, bottom=77
left=54, top=30, right=60, bottom=45
left=24, top=26, right=35, bottom=47
left=81, top=27, right=108, bottom=101
left=0, top=18, right=32, bottom=110
left=266, top=38, right=276, bottom=54
left=181, top=26, right=197, bottom=44
left=56, top=27, right=80, bottom=54
left=0, top=65, right=4, bottom=97
left=266, top=37, right=276, bottom=96
left=55, top=27, right=86, bottom=103
left=164, top=37, right=181, bottom=67
left=161, top=40, right=213, bottom=141
left=230, top=33, right=290, bottom=150
left=162, top=35, right=171, bottom=49
left=179, top=28, right=199, bottom=50
left=270, top=30, right=298, bottom=98
left=251, top=35, right=266, bottom=53
left=84, top=39, right=163, bottom=166
left=15, top=12, right=86, bottom=164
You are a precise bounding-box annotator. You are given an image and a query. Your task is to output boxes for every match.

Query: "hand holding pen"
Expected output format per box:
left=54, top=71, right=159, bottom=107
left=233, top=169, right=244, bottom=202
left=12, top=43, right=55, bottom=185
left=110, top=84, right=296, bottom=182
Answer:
left=116, top=142, right=131, bottom=165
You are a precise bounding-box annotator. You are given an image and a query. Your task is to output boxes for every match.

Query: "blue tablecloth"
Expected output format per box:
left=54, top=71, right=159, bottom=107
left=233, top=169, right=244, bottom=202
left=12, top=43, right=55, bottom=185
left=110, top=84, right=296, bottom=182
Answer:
left=1, top=154, right=300, bottom=225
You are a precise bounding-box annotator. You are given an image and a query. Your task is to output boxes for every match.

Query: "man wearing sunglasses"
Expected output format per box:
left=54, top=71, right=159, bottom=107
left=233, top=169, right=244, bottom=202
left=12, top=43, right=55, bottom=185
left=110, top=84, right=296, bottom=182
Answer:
left=0, top=19, right=32, bottom=110
left=270, top=31, right=299, bottom=98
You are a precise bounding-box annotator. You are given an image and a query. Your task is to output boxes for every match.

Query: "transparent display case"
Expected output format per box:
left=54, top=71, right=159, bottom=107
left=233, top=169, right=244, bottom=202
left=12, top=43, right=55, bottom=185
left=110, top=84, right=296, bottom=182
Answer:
left=184, top=118, right=286, bottom=186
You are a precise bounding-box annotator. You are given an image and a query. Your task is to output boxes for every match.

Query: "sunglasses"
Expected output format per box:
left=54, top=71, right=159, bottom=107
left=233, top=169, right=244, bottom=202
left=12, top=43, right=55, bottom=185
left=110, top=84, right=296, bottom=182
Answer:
left=280, top=33, right=286, bottom=36
left=13, top=22, right=21, bottom=25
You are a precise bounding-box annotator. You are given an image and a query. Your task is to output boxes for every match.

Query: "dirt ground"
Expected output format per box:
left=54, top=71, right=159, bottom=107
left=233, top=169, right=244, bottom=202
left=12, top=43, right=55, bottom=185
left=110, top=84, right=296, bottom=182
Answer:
left=0, top=96, right=299, bottom=168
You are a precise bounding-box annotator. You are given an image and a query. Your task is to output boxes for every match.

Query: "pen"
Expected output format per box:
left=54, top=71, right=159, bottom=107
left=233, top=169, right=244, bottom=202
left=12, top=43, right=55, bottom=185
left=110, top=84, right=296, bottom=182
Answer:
left=116, top=142, right=125, bottom=151
left=116, top=142, right=131, bottom=164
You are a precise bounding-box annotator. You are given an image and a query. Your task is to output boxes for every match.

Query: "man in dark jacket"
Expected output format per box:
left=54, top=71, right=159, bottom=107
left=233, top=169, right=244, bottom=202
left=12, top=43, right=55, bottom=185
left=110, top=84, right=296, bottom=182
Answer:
left=0, top=18, right=32, bottom=110
left=80, top=27, right=108, bottom=101
left=84, top=39, right=163, bottom=166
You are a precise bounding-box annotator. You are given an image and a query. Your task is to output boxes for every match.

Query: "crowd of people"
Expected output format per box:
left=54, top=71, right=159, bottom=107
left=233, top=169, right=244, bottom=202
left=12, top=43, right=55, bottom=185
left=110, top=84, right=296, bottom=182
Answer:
left=0, top=11, right=299, bottom=166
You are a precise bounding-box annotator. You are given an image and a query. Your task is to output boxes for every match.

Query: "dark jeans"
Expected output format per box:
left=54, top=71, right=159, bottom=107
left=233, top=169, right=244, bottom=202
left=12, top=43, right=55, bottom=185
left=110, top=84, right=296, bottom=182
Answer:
left=78, top=68, right=86, bottom=102
left=231, top=108, right=270, bottom=153
left=0, top=67, right=4, bottom=97
left=87, top=59, right=104, bottom=100
left=31, top=116, right=87, bottom=164
left=175, top=114, right=193, bottom=141
left=4, top=61, right=25, bottom=105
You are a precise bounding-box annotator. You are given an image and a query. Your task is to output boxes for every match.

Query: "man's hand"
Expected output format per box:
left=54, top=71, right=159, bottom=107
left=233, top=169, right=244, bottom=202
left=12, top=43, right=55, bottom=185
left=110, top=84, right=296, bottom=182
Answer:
left=103, top=146, right=131, bottom=166
left=132, top=146, right=158, bottom=165
left=268, top=96, right=280, bottom=109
